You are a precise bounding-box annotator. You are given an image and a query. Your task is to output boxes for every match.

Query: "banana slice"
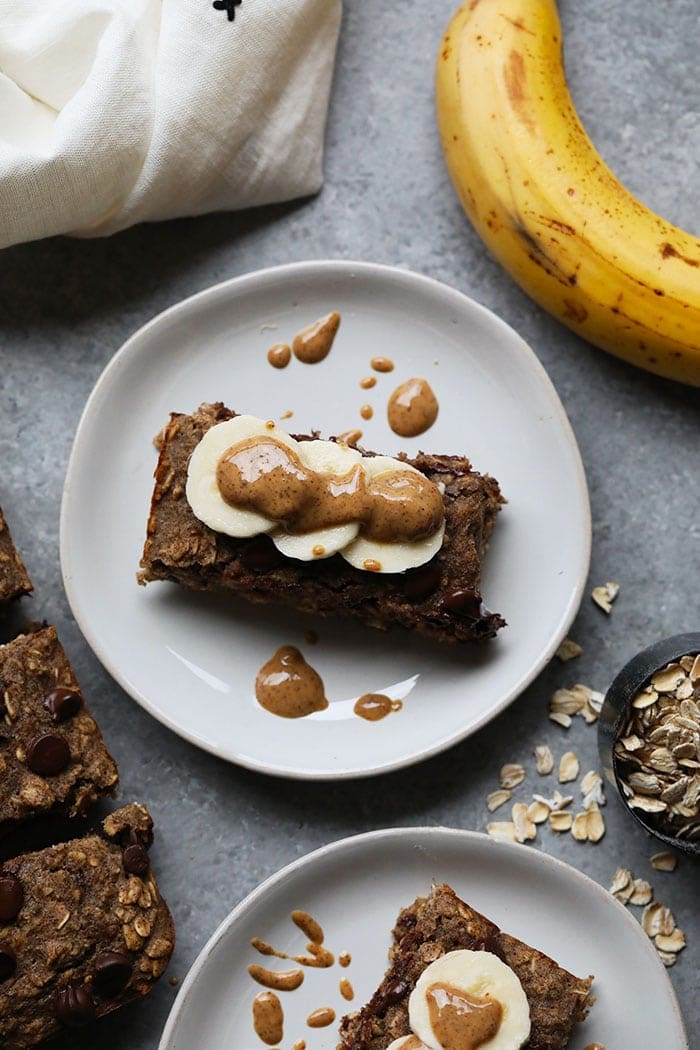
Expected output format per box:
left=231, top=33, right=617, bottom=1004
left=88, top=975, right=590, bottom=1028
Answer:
left=186, top=416, right=297, bottom=537
left=272, top=440, right=362, bottom=561
left=409, top=950, right=530, bottom=1050
left=342, top=456, right=445, bottom=573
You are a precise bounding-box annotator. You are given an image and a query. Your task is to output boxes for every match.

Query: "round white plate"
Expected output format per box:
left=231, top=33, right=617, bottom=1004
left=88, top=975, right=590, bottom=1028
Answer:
left=61, top=260, right=590, bottom=778
left=159, top=827, right=688, bottom=1050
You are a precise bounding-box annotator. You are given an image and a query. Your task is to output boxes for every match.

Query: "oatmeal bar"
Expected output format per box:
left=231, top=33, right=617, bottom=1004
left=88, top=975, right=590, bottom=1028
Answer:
left=0, top=626, right=118, bottom=832
left=0, top=804, right=174, bottom=1048
left=138, top=403, right=505, bottom=643
left=0, top=507, right=32, bottom=602
left=339, top=884, right=593, bottom=1050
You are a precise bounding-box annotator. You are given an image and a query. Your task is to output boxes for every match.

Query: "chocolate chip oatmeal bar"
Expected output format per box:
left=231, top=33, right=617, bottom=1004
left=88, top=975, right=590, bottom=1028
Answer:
left=0, top=804, right=174, bottom=1048
left=0, top=626, right=118, bottom=833
left=138, top=403, right=505, bottom=643
left=0, top=507, right=31, bottom=603
left=339, top=884, right=593, bottom=1050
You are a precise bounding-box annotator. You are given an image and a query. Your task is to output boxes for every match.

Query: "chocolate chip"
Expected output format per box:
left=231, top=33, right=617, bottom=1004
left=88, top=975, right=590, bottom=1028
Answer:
left=0, top=875, right=23, bottom=923
left=43, top=688, right=83, bottom=723
left=55, top=985, right=96, bottom=1027
left=122, top=843, right=149, bottom=877
left=93, top=951, right=133, bottom=999
left=403, top=561, right=441, bottom=601
left=438, top=587, right=484, bottom=621
left=0, top=946, right=16, bottom=982
left=26, top=734, right=71, bottom=776
left=377, top=977, right=409, bottom=1013
left=240, top=535, right=284, bottom=571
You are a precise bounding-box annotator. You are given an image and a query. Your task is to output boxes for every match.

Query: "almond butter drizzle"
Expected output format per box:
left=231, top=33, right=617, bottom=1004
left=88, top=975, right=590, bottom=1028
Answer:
left=353, top=694, right=403, bottom=721
left=426, top=982, right=503, bottom=1049
left=387, top=377, right=439, bottom=437
left=339, top=978, right=354, bottom=1001
left=306, top=1007, right=336, bottom=1028
left=338, top=951, right=352, bottom=967
left=251, top=911, right=333, bottom=967
left=255, top=647, right=328, bottom=719
left=292, top=312, right=341, bottom=364
left=216, top=436, right=443, bottom=541
left=252, top=991, right=284, bottom=1045
left=248, top=964, right=304, bottom=991
left=291, top=910, right=324, bottom=944
left=371, top=356, right=395, bottom=373
left=267, top=343, right=291, bottom=369
left=360, top=403, right=373, bottom=420
left=360, top=376, right=377, bottom=389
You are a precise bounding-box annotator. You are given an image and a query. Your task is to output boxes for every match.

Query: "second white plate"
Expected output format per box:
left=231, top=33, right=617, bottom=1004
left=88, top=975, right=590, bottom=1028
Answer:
left=61, top=261, right=590, bottom=778
left=159, top=828, right=688, bottom=1050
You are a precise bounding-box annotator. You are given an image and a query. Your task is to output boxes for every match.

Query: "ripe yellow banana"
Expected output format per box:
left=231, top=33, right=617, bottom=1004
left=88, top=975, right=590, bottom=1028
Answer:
left=436, top=0, right=700, bottom=386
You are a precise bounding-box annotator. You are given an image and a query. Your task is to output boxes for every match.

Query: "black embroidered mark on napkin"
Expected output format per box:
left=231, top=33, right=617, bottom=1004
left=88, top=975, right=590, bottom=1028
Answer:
left=213, top=0, right=242, bottom=20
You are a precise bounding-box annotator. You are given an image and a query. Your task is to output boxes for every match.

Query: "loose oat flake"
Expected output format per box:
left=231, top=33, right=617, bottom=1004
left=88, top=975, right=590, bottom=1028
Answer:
left=486, top=789, right=511, bottom=813
left=549, top=810, right=573, bottom=832
left=556, top=638, right=582, bottom=662
left=558, top=751, right=579, bottom=784
left=512, top=802, right=537, bottom=843
left=592, top=580, right=620, bottom=614
left=499, top=763, right=526, bottom=790
left=486, top=822, right=517, bottom=843
left=650, top=851, right=678, bottom=872
left=534, top=744, right=554, bottom=775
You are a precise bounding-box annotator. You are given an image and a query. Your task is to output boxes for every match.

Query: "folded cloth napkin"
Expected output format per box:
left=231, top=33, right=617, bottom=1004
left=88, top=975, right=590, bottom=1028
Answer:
left=0, top=0, right=341, bottom=248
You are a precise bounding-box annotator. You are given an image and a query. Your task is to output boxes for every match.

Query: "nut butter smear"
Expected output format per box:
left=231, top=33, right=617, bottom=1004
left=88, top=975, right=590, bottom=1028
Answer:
left=291, top=910, right=324, bottom=945
left=339, top=977, right=354, bottom=1001
left=354, top=693, right=402, bottom=721
left=371, top=356, right=395, bottom=372
left=427, top=983, right=503, bottom=1049
left=267, top=343, right=291, bottom=369
left=292, top=311, right=341, bottom=364
left=255, top=647, right=328, bottom=719
left=248, top=964, right=304, bottom=991
left=306, top=1006, right=336, bottom=1028
left=217, top=436, right=443, bottom=541
left=388, top=378, right=439, bottom=437
left=252, top=991, right=284, bottom=1045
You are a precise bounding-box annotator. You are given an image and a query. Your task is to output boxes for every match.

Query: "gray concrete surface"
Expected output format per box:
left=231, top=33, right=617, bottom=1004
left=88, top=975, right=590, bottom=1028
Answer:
left=0, top=1, right=698, bottom=1046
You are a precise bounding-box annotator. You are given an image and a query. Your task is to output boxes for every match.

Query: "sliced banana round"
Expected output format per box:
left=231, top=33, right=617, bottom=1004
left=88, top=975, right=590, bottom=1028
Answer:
left=271, top=439, right=363, bottom=560
left=409, top=949, right=530, bottom=1050
left=186, top=415, right=296, bottom=538
left=342, top=456, right=445, bottom=574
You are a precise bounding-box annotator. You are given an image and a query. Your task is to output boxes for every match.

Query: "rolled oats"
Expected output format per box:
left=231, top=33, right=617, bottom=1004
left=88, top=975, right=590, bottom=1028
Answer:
left=499, top=763, right=526, bottom=790
left=486, top=789, right=511, bottom=813
left=534, top=744, right=554, bottom=775
left=615, top=653, right=700, bottom=843
left=592, top=581, right=619, bottom=613
left=558, top=751, right=579, bottom=784
left=556, top=638, right=582, bottom=662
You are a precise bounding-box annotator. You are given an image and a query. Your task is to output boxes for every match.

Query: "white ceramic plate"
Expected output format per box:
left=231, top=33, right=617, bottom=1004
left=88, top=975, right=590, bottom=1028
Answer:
left=61, top=261, right=590, bottom=778
left=158, top=827, right=688, bottom=1050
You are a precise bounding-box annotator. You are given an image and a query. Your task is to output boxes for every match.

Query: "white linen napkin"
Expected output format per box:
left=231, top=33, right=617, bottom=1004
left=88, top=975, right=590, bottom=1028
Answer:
left=0, top=0, right=341, bottom=248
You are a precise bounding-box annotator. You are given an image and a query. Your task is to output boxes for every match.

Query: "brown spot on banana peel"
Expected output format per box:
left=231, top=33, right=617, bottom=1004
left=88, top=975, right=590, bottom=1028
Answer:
left=504, top=50, right=535, bottom=132
left=661, top=241, right=700, bottom=267
left=562, top=299, right=588, bottom=324
left=514, top=219, right=577, bottom=287
left=501, top=15, right=535, bottom=35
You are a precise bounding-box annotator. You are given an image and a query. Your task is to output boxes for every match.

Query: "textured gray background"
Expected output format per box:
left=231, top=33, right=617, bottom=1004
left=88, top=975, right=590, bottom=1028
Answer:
left=0, top=0, right=698, bottom=1046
